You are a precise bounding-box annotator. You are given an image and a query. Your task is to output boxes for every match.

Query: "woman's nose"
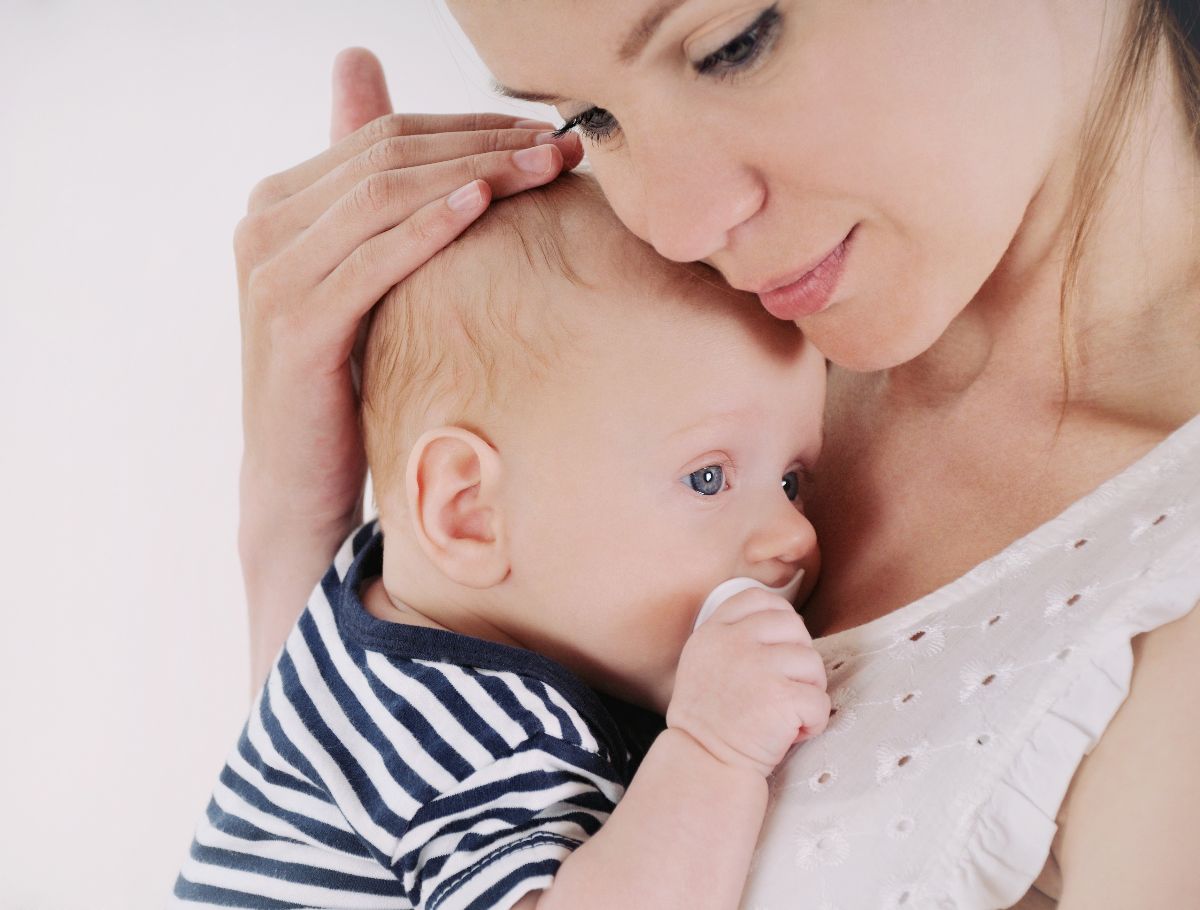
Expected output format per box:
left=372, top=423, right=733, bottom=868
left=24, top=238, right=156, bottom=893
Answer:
left=611, top=132, right=764, bottom=264
left=744, top=501, right=818, bottom=577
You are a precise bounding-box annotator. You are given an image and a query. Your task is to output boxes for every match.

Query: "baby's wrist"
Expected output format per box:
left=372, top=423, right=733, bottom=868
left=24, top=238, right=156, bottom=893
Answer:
left=661, top=724, right=775, bottom=782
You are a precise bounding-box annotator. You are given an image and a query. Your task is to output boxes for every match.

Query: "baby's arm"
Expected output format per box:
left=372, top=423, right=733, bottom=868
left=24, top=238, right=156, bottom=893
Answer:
left=516, top=590, right=831, bottom=910
left=512, top=728, right=767, bottom=909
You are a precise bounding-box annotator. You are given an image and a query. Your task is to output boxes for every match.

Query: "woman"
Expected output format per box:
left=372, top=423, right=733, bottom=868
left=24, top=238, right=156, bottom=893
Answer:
left=233, top=1, right=1199, bottom=907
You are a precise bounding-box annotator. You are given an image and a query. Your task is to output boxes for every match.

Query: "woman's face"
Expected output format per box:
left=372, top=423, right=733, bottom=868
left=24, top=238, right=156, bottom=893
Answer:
left=447, top=0, right=1072, bottom=371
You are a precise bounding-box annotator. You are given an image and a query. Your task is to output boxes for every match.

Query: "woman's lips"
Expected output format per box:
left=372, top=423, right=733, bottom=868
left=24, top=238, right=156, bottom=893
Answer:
left=756, top=229, right=854, bottom=321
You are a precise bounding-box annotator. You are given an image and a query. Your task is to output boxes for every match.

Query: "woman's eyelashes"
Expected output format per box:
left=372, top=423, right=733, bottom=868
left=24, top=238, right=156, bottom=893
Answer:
left=694, top=4, right=782, bottom=78
left=552, top=107, right=618, bottom=143
left=553, top=4, right=783, bottom=144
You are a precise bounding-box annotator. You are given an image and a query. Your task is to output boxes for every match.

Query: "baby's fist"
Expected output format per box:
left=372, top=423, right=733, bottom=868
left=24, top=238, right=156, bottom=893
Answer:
left=667, top=589, right=830, bottom=778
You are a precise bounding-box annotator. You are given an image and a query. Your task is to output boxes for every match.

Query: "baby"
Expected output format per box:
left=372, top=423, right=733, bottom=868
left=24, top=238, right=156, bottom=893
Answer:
left=173, top=174, right=830, bottom=909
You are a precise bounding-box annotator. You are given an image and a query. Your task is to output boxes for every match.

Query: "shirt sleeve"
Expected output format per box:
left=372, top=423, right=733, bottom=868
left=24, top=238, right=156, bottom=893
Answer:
left=392, top=732, right=626, bottom=910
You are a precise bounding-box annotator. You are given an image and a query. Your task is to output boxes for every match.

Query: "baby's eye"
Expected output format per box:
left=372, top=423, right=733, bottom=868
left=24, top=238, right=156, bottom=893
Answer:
left=781, top=471, right=801, bottom=502
left=684, top=465, right=726, bottom=496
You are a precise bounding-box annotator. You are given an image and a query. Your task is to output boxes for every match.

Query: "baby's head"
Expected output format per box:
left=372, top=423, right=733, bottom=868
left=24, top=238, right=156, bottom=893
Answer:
left=362, top=174, right=826, bottom=711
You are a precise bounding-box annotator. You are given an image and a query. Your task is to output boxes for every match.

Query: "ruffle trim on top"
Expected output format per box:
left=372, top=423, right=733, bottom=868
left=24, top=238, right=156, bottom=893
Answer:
left=933, top=531, right=1200, bottom=910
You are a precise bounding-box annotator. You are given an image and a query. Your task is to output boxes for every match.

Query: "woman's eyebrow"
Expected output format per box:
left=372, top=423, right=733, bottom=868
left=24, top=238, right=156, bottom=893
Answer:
left=619, top=0, right=690, bottom=63
left=491, top=81, right=566, bottom=105
left=492, top=0, right=692, bottom=102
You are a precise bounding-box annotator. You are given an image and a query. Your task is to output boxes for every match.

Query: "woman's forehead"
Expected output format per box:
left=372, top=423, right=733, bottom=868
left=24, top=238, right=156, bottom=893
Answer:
left=447, top=0, right=693, bottom=99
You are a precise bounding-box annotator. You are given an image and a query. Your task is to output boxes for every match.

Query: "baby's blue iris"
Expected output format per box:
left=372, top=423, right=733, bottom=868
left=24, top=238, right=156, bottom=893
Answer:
left=686, top=465, right=725, bottom=496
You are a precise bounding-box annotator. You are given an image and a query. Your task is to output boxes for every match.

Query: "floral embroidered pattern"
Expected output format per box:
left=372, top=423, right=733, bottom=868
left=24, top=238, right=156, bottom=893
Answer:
left=741, top=414, right=1200, bottom=910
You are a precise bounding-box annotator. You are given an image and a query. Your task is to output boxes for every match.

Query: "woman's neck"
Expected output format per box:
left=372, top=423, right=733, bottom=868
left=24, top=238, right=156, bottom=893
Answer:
left=873, top=39, right=1200, bottom=433
left=805, top=41, right=1199, bottom=635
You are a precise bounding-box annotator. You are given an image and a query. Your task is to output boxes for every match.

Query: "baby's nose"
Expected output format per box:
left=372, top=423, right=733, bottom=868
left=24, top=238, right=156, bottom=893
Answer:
left=745, top=507, right=817, bottom=578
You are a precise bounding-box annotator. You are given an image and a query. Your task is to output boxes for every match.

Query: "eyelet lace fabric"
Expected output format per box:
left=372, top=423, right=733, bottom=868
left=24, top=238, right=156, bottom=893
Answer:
left=741, top=413, right=1200, bottom=910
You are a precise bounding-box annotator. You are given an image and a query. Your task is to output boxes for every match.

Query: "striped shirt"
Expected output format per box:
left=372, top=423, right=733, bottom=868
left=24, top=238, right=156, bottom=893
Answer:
left=173, top=519, right=650, bottom=910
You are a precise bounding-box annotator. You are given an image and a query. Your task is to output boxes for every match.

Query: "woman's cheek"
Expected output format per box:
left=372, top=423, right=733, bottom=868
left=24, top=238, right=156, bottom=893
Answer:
left=584, top=151, right=654, bottom=248
left=791, top=221, right=991, bottom=373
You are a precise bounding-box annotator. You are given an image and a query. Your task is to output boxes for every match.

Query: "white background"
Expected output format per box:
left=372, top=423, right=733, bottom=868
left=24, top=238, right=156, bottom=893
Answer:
left=0, top=2, right=553, bottom=905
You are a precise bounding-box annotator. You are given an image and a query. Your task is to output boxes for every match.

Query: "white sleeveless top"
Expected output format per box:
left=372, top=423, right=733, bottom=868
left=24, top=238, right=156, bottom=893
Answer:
left=741, top=412, right=1200, bottom=910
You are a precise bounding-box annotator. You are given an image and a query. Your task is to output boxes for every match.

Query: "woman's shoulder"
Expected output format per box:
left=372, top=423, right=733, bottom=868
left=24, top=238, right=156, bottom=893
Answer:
left=1049, top=594, right=1200, bottom=908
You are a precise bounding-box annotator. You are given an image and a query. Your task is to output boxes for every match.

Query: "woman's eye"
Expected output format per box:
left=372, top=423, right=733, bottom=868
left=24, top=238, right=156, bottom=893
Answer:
left=554, top=6, right=780, bottom=143
left=781, top=471, right=801, bottom=502
left=684, top=465, right=726, bottom=496
left=695, top=5, right=782, bottom=77
left=554, top=106, right=620, bottom=143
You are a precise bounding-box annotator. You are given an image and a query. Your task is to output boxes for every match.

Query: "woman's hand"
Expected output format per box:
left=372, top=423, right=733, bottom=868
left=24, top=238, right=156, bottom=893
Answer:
left=237, top=48, right=583, bottom=690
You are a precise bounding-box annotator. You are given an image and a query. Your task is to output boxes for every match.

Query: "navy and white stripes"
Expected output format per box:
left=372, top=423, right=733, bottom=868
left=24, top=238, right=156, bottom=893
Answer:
left=173, top=520, right=636, bottom=909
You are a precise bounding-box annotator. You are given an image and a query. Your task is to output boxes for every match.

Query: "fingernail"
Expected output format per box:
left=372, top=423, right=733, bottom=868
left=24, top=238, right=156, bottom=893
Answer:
left=514, top=119, right=555, bottom=130
left=447, top=181, right=484, bottom=213
left=534, top=131, right=569, bottom=146
left=513, top=144, right=555, bottom=174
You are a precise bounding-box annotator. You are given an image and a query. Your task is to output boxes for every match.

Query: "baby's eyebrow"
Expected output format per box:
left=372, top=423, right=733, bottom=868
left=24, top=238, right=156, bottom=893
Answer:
left=667, top=409, right=756, bottom=441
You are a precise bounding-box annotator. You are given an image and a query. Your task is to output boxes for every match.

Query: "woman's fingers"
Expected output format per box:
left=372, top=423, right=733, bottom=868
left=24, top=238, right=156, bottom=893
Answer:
left=250, top=112, right=559, bottom=212
left=304, top=179, right=495, bottom=344
left=330, top=48, right=393, bottom=144
left=286, top=142, right=573, bottom=289
left=263, top=128, right=579, bottom=248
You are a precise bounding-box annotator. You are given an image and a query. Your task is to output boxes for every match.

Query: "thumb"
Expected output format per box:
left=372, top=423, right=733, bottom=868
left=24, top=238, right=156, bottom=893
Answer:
left=330, top=47, right=394, bottom=145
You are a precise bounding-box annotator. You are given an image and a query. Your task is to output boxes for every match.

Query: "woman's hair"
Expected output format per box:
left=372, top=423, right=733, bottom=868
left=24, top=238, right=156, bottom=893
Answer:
left=1059, top=0, right=1199, bottom=392
left=1162, top=0, right=1200, bottom=142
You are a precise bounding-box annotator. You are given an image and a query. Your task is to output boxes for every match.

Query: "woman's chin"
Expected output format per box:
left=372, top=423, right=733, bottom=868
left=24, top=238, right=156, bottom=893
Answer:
left=796, top=282, right=969, bottom=375
left=798, top=313, right=943, bottom=375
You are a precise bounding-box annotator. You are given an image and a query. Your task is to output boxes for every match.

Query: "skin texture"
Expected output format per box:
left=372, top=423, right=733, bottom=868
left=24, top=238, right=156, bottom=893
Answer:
left=233, top=0, right=1200, bottom=899
left=450, top=0, right=1072, bottom=372
left=436, top=0, right=1200, bottom=905
left=233, top=51, right=584, bottom=688
left=364, top=201, right=827, bottom=713
left=441, top=0, right=1200, bottom=632
left=359, top=200, right=829, bottom=909
left=442, top=0, right=1200, bottom=623
left=1053, top=604, right=1200, bottom=907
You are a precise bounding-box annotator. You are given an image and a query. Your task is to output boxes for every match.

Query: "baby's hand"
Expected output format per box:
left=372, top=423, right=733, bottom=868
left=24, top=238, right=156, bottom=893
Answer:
left=666, top=589, right=830, bottom=779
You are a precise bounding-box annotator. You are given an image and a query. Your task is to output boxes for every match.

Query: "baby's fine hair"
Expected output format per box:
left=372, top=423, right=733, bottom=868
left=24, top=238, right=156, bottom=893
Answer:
left=361, top=172, right=707, bottom=507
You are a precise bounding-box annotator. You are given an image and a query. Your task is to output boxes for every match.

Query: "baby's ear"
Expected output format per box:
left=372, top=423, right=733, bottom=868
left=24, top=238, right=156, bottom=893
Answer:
left=405, top=427, right=509, bottom=589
